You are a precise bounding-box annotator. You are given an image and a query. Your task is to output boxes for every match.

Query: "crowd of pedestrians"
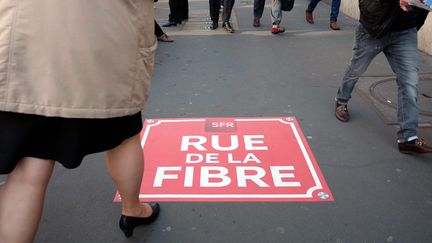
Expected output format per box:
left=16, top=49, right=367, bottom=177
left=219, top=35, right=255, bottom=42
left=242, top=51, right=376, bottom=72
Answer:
left=158, top=0, right=432, bottom=153
left=160, top=0, right=342, bottom=34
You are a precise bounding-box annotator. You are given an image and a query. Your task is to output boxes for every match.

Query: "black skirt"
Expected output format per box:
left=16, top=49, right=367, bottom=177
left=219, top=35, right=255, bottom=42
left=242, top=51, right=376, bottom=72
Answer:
left=0, top=111, right=142, bottom=174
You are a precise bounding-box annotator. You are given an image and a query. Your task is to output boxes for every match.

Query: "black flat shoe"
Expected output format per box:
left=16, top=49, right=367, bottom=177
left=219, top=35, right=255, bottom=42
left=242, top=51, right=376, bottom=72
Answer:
left=210, top=21, right=218, bottom=30
left=119, top=202, right=160, bottom=238
left=162, top=22, right=177, bottom=27
left=223, top=21, right=234, bottom=33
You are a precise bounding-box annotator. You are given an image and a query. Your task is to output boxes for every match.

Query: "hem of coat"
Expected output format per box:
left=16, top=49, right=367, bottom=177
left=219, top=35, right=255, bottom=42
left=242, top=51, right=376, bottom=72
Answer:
left=0, top=102, right=145, bottom=119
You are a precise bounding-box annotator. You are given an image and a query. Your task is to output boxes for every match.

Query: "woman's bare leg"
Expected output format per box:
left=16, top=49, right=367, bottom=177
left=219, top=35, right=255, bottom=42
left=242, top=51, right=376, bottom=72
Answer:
left=106, top=134, right=152, bottom=217
left=0, top=157, right=55, bottom=243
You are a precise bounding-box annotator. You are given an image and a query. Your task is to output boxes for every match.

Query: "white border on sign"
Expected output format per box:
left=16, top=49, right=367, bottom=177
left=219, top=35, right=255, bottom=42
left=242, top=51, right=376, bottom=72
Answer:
left=140, top=118, right=323, bottom=199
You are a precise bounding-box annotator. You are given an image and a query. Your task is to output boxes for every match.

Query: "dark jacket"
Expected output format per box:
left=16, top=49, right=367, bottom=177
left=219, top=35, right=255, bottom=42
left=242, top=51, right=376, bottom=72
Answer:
left=359, top=0, right=428, bottom=39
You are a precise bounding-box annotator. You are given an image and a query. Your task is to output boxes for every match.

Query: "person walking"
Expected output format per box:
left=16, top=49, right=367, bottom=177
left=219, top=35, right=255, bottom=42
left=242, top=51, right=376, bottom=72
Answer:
left=209, top=0, right=236, bottom=33
left=163, top=0, right=189, bottom=27
left=0, top=1, right=160, bottom=242
left=253, top=0, right=265, bottom=27
left=334, top=0, right=432, bottom=153
left=305, top=0, right=341, bottom=30
left=271, top=0, right=286, bottom=34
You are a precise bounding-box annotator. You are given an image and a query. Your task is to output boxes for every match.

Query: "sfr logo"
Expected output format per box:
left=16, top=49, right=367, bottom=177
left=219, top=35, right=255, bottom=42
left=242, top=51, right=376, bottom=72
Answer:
left=205, top=118, right=237, bottom=132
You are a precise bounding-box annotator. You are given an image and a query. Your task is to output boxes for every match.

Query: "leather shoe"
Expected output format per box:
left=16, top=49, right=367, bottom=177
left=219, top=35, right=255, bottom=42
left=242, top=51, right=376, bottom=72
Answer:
left=119, top=203, right=160, bottom=238
left=271, top=25, right=285, bottom=34
left=330, top=21, right=340, bottom=30
left=162, top=21, right=178, bottom=27
left=305, top=11, right=314, bottom=24
left=335, top=101, right=350, bottom=122
left=398, top=138, right=432, bottom=154
left=210, top=21, right=218, bottom=30
left=223, top=22, right=234, bottom=33
left=157, top=33, right=174, bottom=42
left=253, top=18, right=260, bottom=27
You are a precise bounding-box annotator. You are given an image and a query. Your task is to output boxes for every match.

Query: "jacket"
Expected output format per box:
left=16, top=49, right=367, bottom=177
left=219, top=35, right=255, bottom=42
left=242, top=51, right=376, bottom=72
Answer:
left=0, top=0, right=157, bottom=119
left=359, top=0, right=400, bottom=38
left=359, top=0, right=429, bottom=39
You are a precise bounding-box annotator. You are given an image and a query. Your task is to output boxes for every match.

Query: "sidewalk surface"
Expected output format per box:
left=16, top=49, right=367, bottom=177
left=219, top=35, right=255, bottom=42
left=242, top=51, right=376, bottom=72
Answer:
left=5, top=0, right=431, bottom=242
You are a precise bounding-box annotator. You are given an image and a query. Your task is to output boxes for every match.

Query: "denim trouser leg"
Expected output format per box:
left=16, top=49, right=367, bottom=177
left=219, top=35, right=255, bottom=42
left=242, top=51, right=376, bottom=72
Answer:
left=271, top=0, right=282, bottom=25
left=254, top=0, right=266, bottom=19
left=337, top=24, right=383, bottom=104
left=306, top=0, right=320, bottom=12
left=383, top=28, right=419, bottom=141
left=330, top=0, right=341, bottom=22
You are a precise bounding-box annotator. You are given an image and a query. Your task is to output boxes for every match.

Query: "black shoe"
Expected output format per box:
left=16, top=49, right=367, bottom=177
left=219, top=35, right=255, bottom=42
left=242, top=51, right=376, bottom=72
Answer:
left=210, top=21, right=218, bottom=30
left=162, top=21, right=178, bottom=27
left=398, top=138, right=432, bottom=154
left=223, top=21, right=234, bottom=33
left=119, top=203, right=160, bottom=238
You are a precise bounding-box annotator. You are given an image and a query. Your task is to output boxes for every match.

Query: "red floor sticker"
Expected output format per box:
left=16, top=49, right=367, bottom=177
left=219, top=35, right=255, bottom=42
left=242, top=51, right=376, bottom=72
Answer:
left=114, top=117, right=333, bottom=202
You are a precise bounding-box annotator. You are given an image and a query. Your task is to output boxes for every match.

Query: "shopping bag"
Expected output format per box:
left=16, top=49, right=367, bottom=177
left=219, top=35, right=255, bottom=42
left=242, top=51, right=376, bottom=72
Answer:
left=281, top=0, right=295, bottom=11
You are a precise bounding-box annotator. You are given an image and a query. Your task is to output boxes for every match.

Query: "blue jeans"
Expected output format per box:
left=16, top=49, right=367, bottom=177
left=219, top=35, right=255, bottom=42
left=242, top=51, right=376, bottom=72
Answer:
left=271, top=0, right=282, bottom=25
left=336, top=24, right=419, bottom=142
left=306, top=0, right=341, bottom=22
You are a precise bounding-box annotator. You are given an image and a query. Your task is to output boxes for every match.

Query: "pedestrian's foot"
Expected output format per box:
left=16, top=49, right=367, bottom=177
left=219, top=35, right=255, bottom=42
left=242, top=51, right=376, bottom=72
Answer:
left=330, top=21, right=340, bottom=30
left=157, top=33, right=174, bottom=42
left=210, top=21, right=218, bottom=30
left=305, top=11, right=314, bottom=24
left=335, top=101, right=350, bottom=122
left=271, top=25, right=285, bottom=34
left=162, top=21, right=178, bottom=27
left=223, top=21, right=234, bottom=33
left=253, top=18, right=260, bottom=27
left=119, top=203, right=160, bottom=238
left=398, top=138, right=432, bottom=154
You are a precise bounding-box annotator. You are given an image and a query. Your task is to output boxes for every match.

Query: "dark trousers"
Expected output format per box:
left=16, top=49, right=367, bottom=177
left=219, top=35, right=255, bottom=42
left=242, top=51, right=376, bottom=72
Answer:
left=155, top=20, right=164, bottom=38
left=209, top=0, right=235, bottom=23
left=168, top=0, right=189, bottom=22
left=254, top=0, right=265, bottom=19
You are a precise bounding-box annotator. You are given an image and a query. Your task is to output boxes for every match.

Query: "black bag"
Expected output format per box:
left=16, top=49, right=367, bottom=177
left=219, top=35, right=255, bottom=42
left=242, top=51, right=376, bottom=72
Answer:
left=281, top=0, right=294, bottom=11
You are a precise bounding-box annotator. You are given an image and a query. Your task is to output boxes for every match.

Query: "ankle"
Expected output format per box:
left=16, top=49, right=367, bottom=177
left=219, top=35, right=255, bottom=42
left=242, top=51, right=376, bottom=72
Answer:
left=122, top=203, right=152, bottom=217
left=122, top=204, right=142, bottom=216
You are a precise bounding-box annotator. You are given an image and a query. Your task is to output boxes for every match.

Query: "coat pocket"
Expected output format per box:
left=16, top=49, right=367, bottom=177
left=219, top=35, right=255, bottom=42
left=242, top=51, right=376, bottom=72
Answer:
left=132, top=37, right=157, bottom=106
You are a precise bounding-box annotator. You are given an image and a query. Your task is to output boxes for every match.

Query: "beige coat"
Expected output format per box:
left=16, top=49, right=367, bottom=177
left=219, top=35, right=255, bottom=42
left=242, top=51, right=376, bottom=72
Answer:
left=0, top=0, right=156, bottom=118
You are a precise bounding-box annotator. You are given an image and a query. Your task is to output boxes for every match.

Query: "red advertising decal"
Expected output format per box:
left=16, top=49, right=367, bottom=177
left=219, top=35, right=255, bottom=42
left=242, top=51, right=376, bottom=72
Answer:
left=114, top=117, right=333, bottom=202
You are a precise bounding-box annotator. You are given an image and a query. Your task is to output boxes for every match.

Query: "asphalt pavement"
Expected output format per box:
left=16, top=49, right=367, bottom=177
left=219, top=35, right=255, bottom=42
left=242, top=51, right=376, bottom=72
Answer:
left=2, top=0, right=432, bottom=242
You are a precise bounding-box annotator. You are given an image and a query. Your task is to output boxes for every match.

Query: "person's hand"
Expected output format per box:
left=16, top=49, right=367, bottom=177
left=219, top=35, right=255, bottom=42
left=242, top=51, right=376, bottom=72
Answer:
left=401, top=0, right=425, bottom=11
left=400, top=0, right=411, bottom=11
